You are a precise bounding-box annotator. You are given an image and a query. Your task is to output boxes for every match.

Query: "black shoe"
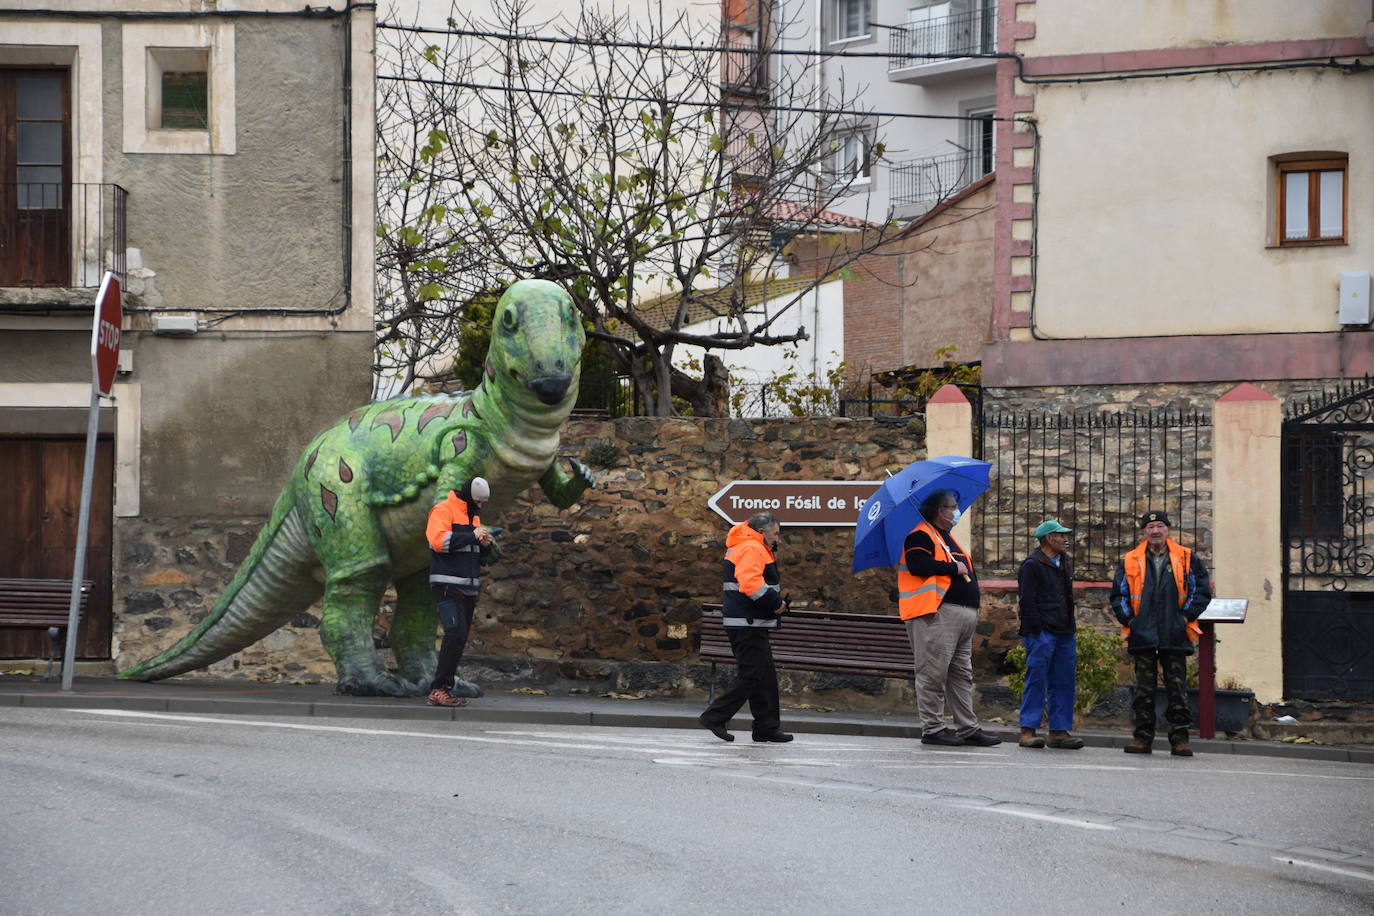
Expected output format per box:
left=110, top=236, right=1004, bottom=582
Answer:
left=752, top=731, right=794, bottom=743
left=921, top=729, right=963, bottom=747
left=698, top=715, right=733, bottom=742
left=961, top=729, right=1002, bottom=747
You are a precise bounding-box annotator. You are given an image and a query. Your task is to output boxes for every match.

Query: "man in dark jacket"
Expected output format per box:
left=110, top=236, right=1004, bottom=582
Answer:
left=1110, top=511, right=1212, bottom=756
left=1017, top=519, right=1083, bottom=750
left=698, top=512, right=792, bottom=743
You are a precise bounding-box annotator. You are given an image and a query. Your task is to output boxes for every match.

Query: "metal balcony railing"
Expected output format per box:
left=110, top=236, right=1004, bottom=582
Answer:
left=721, top=24, right=767, bottom=96
left=0, top=182, right=128, bottom=288
left=887, top=4, right=996, bottom=71
left=888, top=150, right=990, bottom=212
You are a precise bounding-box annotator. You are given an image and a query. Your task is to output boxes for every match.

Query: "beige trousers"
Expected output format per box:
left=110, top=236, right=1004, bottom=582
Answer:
left=904, top=602, right=980, bottom=737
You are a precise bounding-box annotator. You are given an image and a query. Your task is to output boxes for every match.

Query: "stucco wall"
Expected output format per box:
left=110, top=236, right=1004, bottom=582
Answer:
left=103, top=17, right=350, bottom=318
left=1031, top=69, right=1373, bottom=338
left=1024, top=0, right=1369, bottom=57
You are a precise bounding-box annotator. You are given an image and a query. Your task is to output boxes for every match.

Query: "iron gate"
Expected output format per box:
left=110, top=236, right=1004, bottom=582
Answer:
left=1281, top=378, right=1374, bottom=700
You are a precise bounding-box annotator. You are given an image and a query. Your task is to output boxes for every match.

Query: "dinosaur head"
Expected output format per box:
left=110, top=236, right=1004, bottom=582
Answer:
left=487, top=279, right=585, bottom=408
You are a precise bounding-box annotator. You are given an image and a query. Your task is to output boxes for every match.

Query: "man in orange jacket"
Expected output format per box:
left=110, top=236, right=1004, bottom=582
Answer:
left=425, top=476, right=495, bottom=707
left=1110, top=511, right=1212, bottom=756
left=698, top=512, right=792, bottom=743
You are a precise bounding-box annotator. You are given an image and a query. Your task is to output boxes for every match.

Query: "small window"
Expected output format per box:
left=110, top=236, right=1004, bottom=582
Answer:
left=834, top=0, right=871, bottom=41
left=146, top=47, right=211, bottom=133
left=831, top=131, right=872, bottom=184
left=1275, top=156, right=1347, bottom=246
left=160, top=70, right=208, bottom=129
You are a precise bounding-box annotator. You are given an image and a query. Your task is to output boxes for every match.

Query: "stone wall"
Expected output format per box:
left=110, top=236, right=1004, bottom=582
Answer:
left=114, top=417, right=929, bottom=689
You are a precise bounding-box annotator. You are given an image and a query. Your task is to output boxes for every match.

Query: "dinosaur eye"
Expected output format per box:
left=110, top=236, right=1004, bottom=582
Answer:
left=500, top=308, right=518, bottom=334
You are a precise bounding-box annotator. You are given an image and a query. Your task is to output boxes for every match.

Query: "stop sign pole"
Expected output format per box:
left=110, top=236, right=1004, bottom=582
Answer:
left=63, top=272, right=122, bottom=689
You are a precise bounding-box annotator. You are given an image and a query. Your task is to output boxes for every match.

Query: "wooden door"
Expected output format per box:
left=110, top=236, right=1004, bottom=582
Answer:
left=0, top=437, right=113, bottom=658
left=0, top=68, right=71, bottom=287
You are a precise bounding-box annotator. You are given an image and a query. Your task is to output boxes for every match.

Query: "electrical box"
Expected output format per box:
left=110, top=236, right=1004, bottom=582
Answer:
left=152, top=314, right=198, bottom=335
left=1339, top=271, right=1372, bottom=326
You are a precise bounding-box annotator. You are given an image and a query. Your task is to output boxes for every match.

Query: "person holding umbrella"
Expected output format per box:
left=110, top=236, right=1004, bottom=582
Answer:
left=899, top=488, right=1001, bottom=747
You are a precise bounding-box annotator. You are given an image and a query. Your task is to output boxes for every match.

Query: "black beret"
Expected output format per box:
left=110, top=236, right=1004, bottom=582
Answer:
left=1140, top=511, right=1171, bottom=528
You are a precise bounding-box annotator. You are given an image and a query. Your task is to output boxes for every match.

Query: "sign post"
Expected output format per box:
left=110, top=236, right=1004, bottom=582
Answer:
left=1195, top=598, right=1248, bottom=739
left=63, top=272, right=121, bottom=690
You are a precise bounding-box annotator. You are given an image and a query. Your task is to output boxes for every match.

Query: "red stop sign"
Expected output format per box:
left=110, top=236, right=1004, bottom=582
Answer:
left=92, top=272, right=122, bottom=397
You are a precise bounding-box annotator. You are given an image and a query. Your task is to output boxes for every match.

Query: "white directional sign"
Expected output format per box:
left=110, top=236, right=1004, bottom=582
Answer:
left=707, top=481, right=882, bottom=527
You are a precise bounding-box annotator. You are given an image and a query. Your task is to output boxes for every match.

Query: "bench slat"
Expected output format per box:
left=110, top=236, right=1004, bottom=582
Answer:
left=0, top=579, right=92, bottom=632
left=698, top=604, right=913, bottom=680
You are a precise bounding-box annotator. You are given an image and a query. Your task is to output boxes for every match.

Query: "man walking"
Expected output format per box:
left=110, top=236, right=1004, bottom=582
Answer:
left=1016, top=519, right=1083, bottom=750
left=899, top=489, right=1001, bottom=747
left=1110, top=511, right=1212, bottom=756
left=425, top=477, right=495, bottom=707
left=699, top=512, right=793, bottom=743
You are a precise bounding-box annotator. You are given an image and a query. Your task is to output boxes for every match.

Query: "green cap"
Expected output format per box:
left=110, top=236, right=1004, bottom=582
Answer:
left=1034, top=519, right=1072, bottom=538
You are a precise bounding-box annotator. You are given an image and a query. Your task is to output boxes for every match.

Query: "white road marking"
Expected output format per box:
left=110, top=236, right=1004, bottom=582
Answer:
left=1276, top=857, right=1374, bottom=882
left=70, top=709, right=721, bottom=757
left=486, top=730, right=893, bottom=751
left=972, top=807, right=1119, bottom=831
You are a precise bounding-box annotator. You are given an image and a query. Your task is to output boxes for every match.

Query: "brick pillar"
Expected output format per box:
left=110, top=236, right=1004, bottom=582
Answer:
left=1213, top=383, right=1283, bottom=703
left=927, top=384, right=976, bottom=556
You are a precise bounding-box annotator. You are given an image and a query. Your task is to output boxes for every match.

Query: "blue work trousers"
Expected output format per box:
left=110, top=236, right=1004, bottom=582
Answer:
left=1019, top=631, right=1077, bottom=732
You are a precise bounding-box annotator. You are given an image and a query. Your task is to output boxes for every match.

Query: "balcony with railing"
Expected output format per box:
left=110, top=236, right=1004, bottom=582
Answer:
left=887, top=3, right=996, bottom=83
left=721, top=24, right=768, bottom=97
left=0, top=182, right=127, bottom=301
left=888, top=149, right=990, bottom=217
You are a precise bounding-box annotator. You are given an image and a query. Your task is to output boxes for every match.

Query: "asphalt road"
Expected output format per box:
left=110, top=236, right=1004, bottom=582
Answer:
left=3, top=707, right=1373, bottom=915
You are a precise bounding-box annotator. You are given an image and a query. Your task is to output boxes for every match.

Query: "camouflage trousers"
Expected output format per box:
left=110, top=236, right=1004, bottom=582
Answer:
left=1131, top=650, right=1190, bottom=744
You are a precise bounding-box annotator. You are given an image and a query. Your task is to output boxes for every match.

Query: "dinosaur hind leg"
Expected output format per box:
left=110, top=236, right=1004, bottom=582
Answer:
left=390, top=566, right=439, bottom=691
left=321, top=565, right=420, bottom=697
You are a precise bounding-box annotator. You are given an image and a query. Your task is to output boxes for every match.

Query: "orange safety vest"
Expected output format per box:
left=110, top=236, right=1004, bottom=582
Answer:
left=897, top=520, right=969, bottom=621
left=1120, top=539, right=1202, bottom=643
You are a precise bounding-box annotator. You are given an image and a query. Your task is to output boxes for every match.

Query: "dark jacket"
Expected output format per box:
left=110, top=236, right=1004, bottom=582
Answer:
left=1017, top=549, right=1076, bottom=636
left=1109, top=542, right=1212, bottom=654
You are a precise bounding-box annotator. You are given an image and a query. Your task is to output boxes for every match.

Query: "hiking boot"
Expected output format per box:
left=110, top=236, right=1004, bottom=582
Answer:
left=1170, top=742, right=1194, bottom=757
left=427, top=688, right=467, bottom=708
left=1018, top=728, right=1045, bottom=749
left=1047, top=731, right=1084, bottom=750
left=1123, top=739, right=1153, bottom=754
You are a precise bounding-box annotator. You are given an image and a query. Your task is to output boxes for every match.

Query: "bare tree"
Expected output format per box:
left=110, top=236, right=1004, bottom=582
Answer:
left=376, top=0, right=915, bottom=413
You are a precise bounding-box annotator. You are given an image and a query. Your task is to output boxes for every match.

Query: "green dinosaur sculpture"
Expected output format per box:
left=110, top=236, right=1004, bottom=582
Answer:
left=120, top=279, right=594, bottom=695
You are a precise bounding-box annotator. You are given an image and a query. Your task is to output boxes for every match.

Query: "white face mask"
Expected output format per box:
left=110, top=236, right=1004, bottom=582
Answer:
left=949, top=507, right=962, bottom=525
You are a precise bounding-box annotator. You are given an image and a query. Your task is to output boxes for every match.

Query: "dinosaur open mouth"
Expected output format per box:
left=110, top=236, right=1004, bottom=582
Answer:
left=530, top=373, right=572, bottom=405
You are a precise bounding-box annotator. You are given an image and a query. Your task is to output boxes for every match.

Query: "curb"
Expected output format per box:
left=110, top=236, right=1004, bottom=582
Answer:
left=3, top=688, right=1372, bottom=764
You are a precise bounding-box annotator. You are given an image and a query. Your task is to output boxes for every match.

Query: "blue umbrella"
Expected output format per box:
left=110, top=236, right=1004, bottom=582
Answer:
left=852, top=455, right=992, bottom=574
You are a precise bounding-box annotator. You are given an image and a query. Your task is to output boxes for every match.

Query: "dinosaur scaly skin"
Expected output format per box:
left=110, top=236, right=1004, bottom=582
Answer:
left=120, top=280, right=594, bottom=696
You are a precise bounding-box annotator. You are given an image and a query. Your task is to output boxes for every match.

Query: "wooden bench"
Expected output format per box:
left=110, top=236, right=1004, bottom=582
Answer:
left=0, top=578, right=92, bottom=680
left=699, top=604, right=913, bottom=700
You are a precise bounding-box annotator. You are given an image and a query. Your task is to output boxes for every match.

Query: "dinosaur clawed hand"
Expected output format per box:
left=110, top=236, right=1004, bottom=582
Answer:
left=569, top=458, right=597, bottom=492
left=335, top=671, right=428, bottom=697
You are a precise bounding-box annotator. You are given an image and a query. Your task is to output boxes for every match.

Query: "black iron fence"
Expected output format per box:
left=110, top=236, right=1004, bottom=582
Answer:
left=0, top=182, right=127, bottom=287
left=977, top=408, right=1212, bottom=581
left=887, top=3, right=996, bottom=71
left=889, top=150, right=989, bottom=212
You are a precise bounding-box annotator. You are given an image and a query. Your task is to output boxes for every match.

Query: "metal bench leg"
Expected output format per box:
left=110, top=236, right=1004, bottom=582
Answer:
left=708, top=661, right=716, bottom=704
left=44, top=626, right=61, bottom=682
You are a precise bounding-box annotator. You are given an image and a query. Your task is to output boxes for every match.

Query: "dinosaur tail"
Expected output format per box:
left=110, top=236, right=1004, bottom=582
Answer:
left=119, top=486, right=323, bottom=681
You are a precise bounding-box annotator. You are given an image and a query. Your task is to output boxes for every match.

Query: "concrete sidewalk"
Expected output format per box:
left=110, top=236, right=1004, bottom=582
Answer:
left=2, top=673, right=1371, bottom=764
